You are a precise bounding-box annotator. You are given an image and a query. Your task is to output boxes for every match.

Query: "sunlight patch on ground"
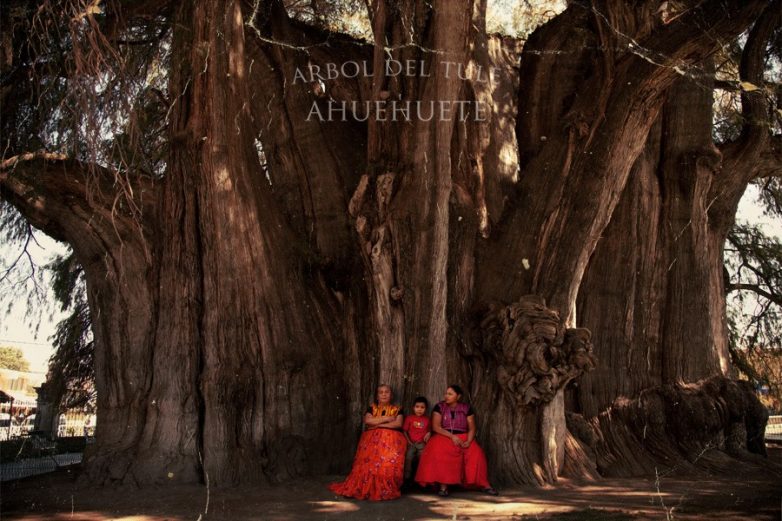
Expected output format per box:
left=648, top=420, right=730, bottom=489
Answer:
left=308, top=499, right=360, bottom=513
left=565, top=485, right=677, bottom=498
left=412, top=493, right=575, bottom=518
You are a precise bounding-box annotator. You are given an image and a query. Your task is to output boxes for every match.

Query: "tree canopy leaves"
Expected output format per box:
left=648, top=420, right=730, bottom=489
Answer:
left=0, top=346, right=30, bottom=372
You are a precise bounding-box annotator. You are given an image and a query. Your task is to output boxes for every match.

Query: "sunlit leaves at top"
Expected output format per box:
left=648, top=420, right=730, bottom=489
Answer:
left=486, top=0, right=566, bottom=38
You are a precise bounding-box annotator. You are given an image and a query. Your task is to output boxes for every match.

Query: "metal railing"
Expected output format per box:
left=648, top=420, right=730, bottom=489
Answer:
left=766, top=415, right=782, bottom=442
left=0, top=434, right=85, bottom=482
left=0, top=453, right=82, bottom=481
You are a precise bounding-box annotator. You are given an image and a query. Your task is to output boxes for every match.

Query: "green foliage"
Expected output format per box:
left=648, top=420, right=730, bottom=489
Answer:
left=1, top=204, right=63, bottom=347
left=714, top=17, right=782, bottom=408
left=281, top=0, right=567, bottom=41
left=1, top=0, right=171, bottom=176
left=2, top=0, right=162, bottom=407
left=45, top=252, right=94, bottom=410
left=48, top=254, right=84, bottom=312
left=0, top=346, right=30, bottom=372
left=487, top=0, right=566, bottom=38
left=284, top=0, right=371, bottom=39
left=757, top=177, right=782, bottom=219
left=725, top=221, right=782, bottom=410
left=726, top=223, right=782, bottom=348
left=1, top=0, right=779, bottom=422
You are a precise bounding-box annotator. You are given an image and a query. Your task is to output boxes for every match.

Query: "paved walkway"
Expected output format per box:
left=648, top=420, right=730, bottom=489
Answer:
left=0, top=453, right=82, bottom=482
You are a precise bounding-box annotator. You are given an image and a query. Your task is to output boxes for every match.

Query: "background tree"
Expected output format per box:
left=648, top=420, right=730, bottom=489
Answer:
left=44, top=252, right=95, bottom=410
left=726, top=222, right=782, bottom=411
left=714, top=27, right=782, bottom=414
left=0, top=346, right=30, bottom=372
left=0, top=0, right=779, bottom=488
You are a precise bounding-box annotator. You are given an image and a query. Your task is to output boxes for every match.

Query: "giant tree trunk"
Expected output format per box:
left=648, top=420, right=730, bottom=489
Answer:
left=5, top=0, right=358, bottom=487
left=471, top=0, right=768, bottom=483
left=1, top=0, right=777, bottom=488
left=574, top=70, right=725, bottom=418
left=136, top=0, right=358, bottom=485
left=574, top=2, right=782, bottom=418
left=569, top=1, right=781, bottom=477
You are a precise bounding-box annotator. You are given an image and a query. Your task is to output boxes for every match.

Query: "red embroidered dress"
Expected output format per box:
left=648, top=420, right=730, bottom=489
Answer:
left=415, top=402, right=490, bottom=489
left=329, top=404, right=406, bottom=501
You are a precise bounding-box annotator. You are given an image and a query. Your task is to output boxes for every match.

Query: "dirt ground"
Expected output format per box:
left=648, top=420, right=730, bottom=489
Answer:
left=2, top=457, right=781, bottom=521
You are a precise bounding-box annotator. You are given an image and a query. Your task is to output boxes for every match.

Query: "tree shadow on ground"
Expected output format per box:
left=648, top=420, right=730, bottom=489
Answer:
left=1, top=466, right=780, bottom=520
left=517, top=509, right=634, bottom=521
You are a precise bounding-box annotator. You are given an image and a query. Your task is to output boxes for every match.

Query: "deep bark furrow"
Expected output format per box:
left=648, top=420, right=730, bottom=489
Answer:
left=575, top=125, right=664, bottom=416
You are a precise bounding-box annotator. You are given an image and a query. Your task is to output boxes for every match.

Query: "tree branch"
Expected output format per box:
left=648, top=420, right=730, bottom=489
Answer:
left=721, top=0, right=781, bottom=168
left=741, top=262, right=773, bottom=285
left=1, top=154, right=72, bottom=241
left=0, top=223, right=35, bottom=286
left=102, top=0, right=173, bottom=41
left=754, top=135, right=782, bottom=180
left=705, top=0, right=782, bottom=234
left=0, top=152, right=157, bottom=247
left=476, top=0, right=765, bottom=309
left=486, top=0, right=768, bottom=309
left=0, top=151, right=68, bottom=171
left=714, top=79, right=740, bottom=92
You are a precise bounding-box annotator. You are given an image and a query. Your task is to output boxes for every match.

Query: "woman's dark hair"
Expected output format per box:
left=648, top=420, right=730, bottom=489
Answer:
left=448, top=384, right=464, bottom=398
left=413, top=396, right=429, bottom=408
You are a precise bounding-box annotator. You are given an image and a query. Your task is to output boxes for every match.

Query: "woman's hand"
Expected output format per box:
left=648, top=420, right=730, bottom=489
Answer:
left=451, top=435, right=462, bottom=446
left=376, top=414, right=403, bottom=430
left=423, top=432, right=431, bottom=443
left=461, top=439, right=472, bottom=448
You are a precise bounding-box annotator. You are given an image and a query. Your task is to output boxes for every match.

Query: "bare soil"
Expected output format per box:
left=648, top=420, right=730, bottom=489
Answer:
left=2, top=455, right=780, bottom=521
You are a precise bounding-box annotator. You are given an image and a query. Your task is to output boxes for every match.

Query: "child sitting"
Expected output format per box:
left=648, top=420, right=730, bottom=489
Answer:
left=402, top=396, right=431, bottom=488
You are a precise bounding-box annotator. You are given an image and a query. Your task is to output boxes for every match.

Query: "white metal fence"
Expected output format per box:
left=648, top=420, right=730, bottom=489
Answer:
left=766, top=415, right=782, bottom=442
left=0, top=453, right=82, bottom=481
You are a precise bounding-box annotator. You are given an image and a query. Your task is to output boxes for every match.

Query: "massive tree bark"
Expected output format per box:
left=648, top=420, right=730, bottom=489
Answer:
left=1, top=0, right=778, bottom=488
left=573, top=0, right=781, bottom=417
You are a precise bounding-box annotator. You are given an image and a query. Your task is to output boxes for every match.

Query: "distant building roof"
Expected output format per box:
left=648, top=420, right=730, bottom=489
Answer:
left=0, top=367, right=46, bottom=381
left=0, top=368, right=46, bottom=398
left=0, top=390, right=38, bottom=407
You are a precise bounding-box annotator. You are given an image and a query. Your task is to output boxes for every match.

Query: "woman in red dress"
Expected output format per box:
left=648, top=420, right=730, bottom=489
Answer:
left=415, top=384, right=498, bottom=497
left=329, top=384, right=406, bottom=500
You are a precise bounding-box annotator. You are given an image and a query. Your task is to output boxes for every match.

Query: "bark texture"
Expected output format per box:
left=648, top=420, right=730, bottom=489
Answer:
left=566, top=376, right=778, bottom=480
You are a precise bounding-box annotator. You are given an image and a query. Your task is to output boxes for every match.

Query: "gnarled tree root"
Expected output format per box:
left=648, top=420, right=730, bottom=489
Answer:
left=565, top=376, right=780, bottom=480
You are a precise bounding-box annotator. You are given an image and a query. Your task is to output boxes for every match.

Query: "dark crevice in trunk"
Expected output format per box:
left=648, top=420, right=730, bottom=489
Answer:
left=194, top=199, right=207, bottom=485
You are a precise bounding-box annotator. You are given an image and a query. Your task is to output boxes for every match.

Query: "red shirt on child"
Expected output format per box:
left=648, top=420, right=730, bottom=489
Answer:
left=403, top=415, right=430, bottom=443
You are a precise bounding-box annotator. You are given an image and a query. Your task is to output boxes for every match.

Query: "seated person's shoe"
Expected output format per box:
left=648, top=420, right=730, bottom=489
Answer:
left=438, top=487, right=449, bottom=497
left=483, top=487, right=499, bottom=496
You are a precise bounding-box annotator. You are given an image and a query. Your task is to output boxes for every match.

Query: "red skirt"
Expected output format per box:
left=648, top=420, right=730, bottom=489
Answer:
left=329, top=428, right=406, bottom=501
left=415, top=433, right=490, bottom=488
